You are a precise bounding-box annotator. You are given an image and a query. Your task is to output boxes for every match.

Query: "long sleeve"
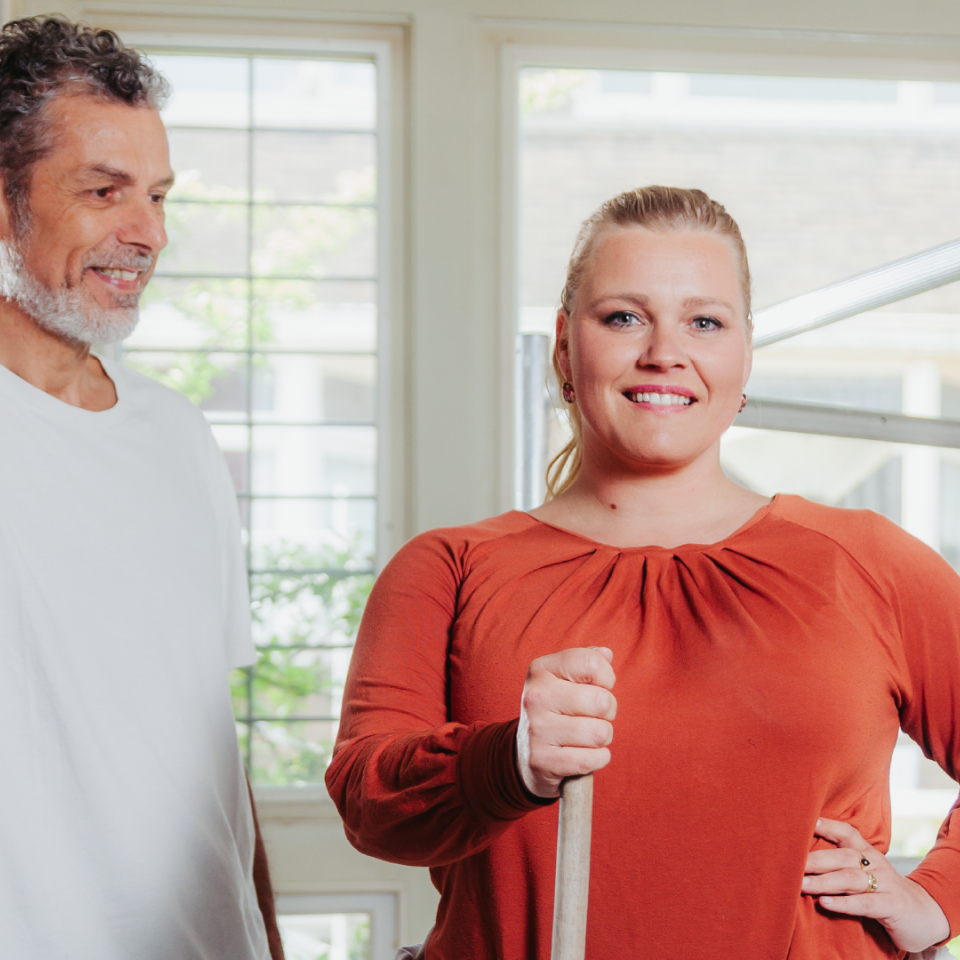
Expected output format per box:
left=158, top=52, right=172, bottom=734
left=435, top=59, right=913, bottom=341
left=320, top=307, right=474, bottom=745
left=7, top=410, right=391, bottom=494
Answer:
left=324, top=529, right=552, bottom=867
left=882, top=530, right=960, bottom=938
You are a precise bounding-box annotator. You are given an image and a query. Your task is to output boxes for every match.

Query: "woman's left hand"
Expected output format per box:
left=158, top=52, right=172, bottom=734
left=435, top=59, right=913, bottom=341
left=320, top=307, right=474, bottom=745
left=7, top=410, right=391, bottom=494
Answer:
left=802, top=817, right=950, bottom=953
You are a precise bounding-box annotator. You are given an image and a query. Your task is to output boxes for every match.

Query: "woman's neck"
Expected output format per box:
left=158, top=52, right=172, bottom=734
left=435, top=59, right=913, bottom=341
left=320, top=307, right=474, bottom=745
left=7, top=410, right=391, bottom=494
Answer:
left=529, top=447, right=770, bottom=550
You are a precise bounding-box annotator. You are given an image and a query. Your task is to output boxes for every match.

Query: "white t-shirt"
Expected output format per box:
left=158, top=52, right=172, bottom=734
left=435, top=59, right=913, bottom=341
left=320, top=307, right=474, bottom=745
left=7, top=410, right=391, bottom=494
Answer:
left=0, top=358, right=269, bottom=960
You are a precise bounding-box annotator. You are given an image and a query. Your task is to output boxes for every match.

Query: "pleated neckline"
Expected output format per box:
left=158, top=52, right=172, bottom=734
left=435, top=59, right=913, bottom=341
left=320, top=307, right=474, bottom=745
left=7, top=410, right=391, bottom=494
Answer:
left=518, top=494, right=779, bottom=556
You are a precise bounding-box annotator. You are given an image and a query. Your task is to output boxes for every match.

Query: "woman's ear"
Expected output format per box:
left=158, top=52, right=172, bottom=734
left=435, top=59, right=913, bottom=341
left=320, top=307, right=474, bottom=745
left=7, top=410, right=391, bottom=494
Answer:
left=555, top=310, right=573, bottom=381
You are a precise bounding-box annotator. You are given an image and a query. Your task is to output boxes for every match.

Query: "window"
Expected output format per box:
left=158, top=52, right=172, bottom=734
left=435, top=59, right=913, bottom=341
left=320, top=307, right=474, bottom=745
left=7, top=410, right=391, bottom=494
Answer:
left=277, top=893, right=398, bottom=960
left=123, top=49, right=382, bottom=784
left=515, top=64, right=960, bottom=867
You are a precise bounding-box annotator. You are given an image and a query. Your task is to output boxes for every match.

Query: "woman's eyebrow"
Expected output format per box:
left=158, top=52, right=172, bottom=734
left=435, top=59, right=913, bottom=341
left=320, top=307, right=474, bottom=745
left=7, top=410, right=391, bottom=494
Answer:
left=589, top=294, right=650, bottom=309
left=684, top=296, right=735, bottom=311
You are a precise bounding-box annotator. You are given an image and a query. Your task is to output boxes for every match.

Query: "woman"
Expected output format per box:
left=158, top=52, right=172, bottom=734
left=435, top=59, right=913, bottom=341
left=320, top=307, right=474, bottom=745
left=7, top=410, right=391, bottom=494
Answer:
left=326, top=186, right=959, bottom=959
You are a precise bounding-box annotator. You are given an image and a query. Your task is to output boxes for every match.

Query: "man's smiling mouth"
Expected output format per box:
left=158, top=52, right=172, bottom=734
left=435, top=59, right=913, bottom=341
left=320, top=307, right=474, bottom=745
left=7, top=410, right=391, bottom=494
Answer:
left=94, top=268, right=140, bottom=282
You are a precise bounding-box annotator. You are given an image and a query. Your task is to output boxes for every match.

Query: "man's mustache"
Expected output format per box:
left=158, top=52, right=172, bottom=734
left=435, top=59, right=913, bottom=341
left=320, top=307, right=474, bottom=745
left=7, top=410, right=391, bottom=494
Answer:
left=81, top=248, right=155, bottom=272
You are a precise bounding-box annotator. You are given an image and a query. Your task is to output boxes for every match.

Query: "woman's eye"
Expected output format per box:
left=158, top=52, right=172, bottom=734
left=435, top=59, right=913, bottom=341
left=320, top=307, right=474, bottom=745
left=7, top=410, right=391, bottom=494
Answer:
left=602, top=311, right=641, bottom=328
left=692, top=315, right=721, bottom=331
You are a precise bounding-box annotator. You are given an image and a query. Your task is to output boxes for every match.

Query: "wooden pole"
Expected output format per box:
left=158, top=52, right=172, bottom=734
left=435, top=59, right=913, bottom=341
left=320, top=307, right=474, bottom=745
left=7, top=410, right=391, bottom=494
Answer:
left=550, top=773, right=594, bottom=960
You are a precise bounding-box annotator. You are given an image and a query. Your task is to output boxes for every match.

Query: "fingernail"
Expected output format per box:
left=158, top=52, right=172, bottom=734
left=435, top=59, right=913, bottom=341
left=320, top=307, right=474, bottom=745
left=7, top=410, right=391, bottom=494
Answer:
left=820, top=896, right=833, bottom=905
left=801, top=876, right=810, bottom=887
left=816, top=818, right=821, bottom=828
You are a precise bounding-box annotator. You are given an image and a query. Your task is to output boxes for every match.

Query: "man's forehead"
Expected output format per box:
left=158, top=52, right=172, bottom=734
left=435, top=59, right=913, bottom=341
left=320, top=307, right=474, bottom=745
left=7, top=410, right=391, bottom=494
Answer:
left=43, top=94, right=171, bottom=179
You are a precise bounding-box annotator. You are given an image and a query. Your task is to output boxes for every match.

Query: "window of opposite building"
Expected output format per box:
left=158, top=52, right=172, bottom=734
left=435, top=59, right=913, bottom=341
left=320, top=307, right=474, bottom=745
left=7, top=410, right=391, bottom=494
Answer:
left=122, top=49, right=382, bottom=786
left=514, top=64, right=960, bottom=870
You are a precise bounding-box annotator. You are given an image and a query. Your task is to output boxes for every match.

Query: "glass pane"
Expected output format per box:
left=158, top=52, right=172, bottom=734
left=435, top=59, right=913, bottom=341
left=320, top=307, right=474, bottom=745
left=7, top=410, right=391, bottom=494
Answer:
left=253, top=131, right=376, bottom=203
left=253, top=280, right=376, bottom=351
left=253, top=58, right=375, bottom=130
left=132, top=278, right=249, bottom=350
left=154, top=54, right=249, bottom=127
left=721, top=428, right=902, bottom=520
left=140, top=49, right=381, bottom=786
left=517, top=68, right=960, bottom=325
left=688, top=74, right=898, bottom=101
left=278, top=913, right=371, bottom=960
left=124, top=350, right=247, bottom=412
left=162, top=202, right=249, bottom=275
left=251, top=719, right=336, bottom=784
left=168, top=128, right=249, bottom=201
left=744, top=373, right=902, bottom=414
left=251, top=572, right=373, bottom=647
left=250, top=646, right=353, bottom=719
left=252, top=206, right=375, bottom=279
left=251, top=426, right=376, bottom=496
left=890, top=734, right=958, bottom=858
left=250, top=497, right=375, bottom=570
left=252, top=354, right=376, bottom=424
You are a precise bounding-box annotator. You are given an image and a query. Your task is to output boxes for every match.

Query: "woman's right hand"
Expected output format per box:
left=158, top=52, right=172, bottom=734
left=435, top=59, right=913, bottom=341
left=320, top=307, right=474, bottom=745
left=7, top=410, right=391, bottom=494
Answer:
left=516, top=647, right=618, bottom=798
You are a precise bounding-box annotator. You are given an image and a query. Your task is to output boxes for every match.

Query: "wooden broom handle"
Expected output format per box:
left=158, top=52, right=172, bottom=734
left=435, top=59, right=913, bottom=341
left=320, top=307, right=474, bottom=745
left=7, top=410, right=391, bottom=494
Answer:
left=550, top=773, right=594, bottom=960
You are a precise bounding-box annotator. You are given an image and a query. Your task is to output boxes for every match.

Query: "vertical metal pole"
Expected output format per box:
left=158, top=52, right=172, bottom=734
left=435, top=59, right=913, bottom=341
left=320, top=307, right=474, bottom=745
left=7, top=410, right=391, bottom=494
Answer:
left=516, top=332, right=551, bottom=510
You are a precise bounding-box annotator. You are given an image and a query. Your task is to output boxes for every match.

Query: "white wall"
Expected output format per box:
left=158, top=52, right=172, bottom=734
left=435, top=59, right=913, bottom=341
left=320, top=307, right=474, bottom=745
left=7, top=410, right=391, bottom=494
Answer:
left=17, top=0, right=960, bottom=944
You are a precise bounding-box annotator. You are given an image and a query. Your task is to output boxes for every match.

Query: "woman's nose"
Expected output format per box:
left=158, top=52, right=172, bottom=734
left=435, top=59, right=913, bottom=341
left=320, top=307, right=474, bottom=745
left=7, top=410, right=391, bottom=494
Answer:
left=638, top=323, right=686, bottom=369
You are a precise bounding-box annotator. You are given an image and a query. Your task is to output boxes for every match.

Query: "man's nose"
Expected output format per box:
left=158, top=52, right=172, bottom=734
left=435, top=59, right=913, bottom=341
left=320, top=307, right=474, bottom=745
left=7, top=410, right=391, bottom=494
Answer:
left=115, top=197, right=167, bottom=254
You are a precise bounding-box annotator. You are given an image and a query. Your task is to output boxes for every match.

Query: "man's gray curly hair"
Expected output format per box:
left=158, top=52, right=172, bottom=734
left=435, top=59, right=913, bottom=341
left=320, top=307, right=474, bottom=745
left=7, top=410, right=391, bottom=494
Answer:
left=0, top=16, right=169, bottom=230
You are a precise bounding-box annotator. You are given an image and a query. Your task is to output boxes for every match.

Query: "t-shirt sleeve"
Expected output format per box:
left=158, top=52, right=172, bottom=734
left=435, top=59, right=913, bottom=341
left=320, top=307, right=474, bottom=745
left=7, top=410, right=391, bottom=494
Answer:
left=324, top=529, right=553, bottom=868
left=879, top=525, right=960, bottom=939
left=201, top=420, right=255, bottom=670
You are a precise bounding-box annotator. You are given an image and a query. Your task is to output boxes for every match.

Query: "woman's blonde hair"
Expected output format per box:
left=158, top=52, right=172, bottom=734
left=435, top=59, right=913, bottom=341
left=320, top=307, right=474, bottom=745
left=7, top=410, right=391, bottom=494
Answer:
left=545, top=185, right=752, bottom=499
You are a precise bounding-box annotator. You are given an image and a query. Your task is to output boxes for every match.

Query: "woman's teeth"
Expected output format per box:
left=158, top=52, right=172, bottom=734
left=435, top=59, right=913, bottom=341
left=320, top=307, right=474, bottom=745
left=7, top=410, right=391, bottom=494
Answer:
left=628, top=392, right=693, bottom=406
left=98, top=268, right=139, bottom=281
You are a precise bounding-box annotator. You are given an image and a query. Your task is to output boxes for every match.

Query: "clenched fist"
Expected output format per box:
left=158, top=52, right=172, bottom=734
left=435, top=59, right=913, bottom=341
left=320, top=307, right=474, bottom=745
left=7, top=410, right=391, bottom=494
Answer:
left=516, top=647, right=617, bottom=798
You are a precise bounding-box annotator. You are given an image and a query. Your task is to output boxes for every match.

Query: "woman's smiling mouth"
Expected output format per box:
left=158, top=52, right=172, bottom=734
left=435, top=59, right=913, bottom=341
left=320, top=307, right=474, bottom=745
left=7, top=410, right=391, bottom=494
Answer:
left=623, top=385, right=696, bottom=408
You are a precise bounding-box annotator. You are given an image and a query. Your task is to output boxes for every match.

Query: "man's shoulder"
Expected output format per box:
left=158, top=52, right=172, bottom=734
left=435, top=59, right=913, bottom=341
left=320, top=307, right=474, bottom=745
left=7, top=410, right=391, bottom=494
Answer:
left=107, top=359, right=209, bottom=430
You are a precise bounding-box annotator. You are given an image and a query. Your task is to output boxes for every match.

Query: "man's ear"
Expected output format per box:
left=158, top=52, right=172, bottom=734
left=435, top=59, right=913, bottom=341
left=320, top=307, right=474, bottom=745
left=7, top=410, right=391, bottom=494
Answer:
left=0, top=181, right=14, bottom=242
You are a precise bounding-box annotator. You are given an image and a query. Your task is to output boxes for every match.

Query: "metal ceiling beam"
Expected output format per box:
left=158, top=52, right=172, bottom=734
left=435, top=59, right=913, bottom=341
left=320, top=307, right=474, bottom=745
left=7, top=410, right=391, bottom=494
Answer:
left=752, top=238, right=960, bottom=348
left=738, top=397, right=960, bottom=448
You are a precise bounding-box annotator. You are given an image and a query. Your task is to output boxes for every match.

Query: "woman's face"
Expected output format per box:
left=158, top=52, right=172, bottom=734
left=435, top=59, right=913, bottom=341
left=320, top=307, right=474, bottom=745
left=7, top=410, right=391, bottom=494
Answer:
left=557, top=225, right=752, bottom=473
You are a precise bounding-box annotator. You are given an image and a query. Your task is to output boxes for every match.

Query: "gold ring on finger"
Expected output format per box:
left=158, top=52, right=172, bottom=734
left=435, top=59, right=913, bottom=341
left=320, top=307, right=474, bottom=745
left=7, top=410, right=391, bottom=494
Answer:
left=858, top=854, right=871, bottom=869
left=864, top=872, right=878, bottom=894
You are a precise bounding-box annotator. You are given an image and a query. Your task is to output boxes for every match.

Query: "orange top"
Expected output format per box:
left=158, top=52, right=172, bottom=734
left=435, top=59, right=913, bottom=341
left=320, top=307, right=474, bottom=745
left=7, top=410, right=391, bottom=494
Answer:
left=327, top=495, right=960, bottom=959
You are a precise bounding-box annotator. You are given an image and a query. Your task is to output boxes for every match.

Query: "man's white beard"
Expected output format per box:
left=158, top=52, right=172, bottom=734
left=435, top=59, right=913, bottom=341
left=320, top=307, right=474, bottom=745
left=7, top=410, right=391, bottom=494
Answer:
left=0, top=237, right=151, bottom=346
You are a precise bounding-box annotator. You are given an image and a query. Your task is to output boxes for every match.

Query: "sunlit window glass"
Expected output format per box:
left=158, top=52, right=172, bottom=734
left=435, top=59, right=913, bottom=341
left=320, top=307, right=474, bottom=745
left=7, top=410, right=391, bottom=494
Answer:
left=124, top=52, right=379, bottom=785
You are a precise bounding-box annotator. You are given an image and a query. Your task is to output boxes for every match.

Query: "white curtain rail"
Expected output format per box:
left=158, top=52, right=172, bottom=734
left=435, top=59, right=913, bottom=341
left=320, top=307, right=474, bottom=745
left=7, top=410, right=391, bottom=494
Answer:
left=752, top=238, right=960, bottom=347
left=738, top=397, right=960, bottom=448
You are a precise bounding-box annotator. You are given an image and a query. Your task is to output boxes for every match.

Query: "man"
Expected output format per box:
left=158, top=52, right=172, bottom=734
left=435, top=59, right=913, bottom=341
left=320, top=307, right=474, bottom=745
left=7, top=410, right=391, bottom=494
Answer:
left=0, top=17, right=283, bottom=959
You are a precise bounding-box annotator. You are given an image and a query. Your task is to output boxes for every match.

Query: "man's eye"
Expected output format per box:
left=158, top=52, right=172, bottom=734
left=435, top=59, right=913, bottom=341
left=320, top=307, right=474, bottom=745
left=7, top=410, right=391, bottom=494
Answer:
left=94, top=187, right=113, bottom=199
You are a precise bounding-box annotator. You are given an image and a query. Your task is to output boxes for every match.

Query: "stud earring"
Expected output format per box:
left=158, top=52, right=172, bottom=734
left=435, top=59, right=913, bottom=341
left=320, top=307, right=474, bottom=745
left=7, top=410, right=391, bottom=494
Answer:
left=562, top=381, right=576, bottom=404
left=739, top=393, right=747, bottom=413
